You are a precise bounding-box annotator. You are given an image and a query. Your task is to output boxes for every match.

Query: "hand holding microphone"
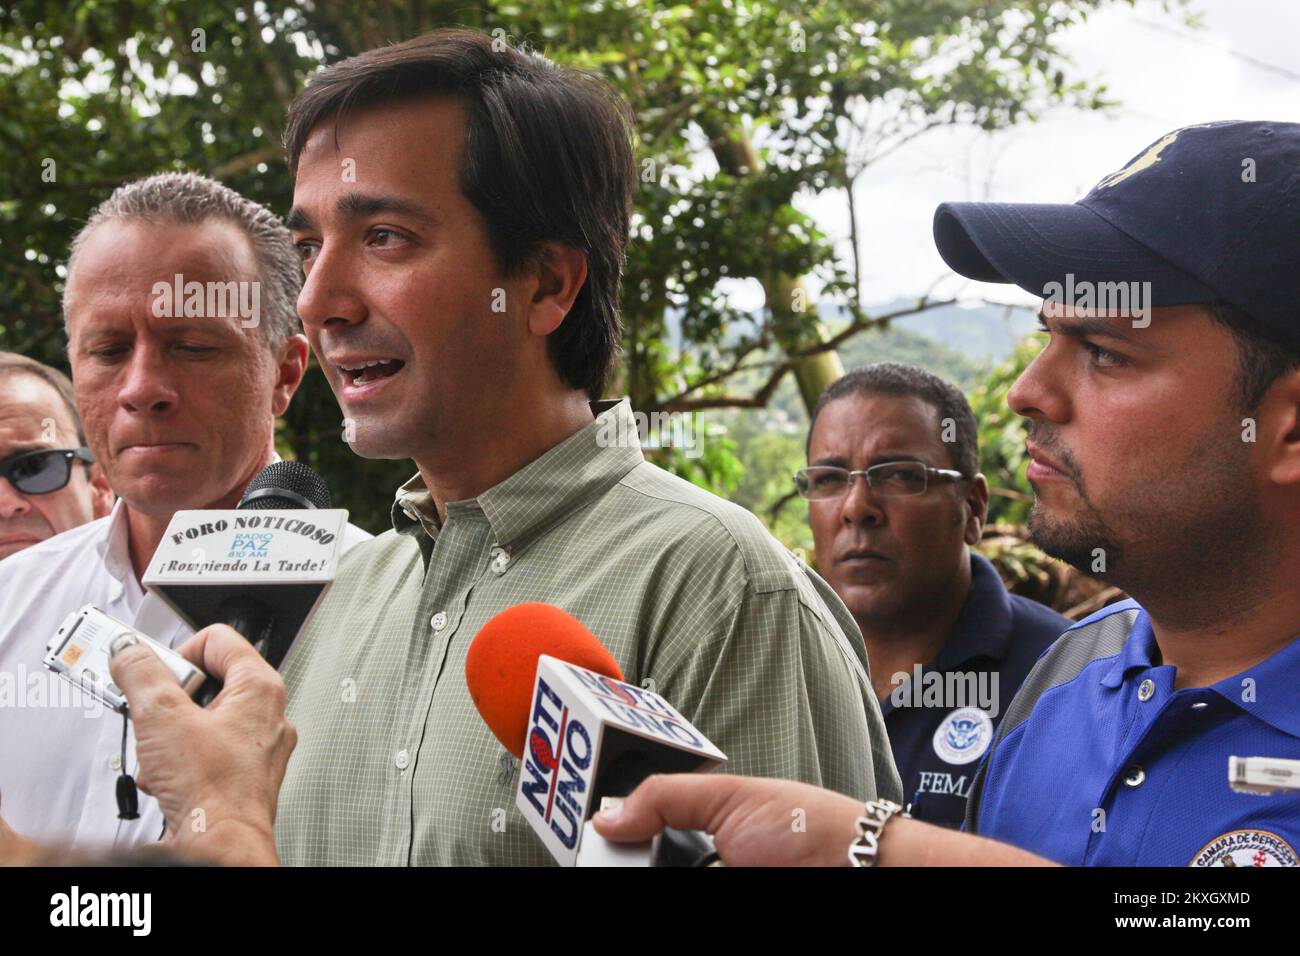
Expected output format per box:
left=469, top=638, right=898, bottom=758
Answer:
left=593, top=774, right=867, bottom=867
left=592, top=773, right=1062, bottom=867
left=465, top=602, right=728, bottom=866
left=44, top=461, right=342, bottom=720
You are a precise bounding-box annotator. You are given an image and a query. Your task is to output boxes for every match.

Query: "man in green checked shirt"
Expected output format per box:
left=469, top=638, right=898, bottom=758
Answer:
left=274, top=29, right=900, bottom=866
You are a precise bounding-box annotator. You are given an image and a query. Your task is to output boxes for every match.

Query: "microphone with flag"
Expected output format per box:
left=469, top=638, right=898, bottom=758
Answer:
left=466, top=602, right=727, bottom=866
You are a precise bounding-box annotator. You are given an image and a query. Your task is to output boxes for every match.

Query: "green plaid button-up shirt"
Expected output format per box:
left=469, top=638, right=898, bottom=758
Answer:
left=275, top=399, right=900, bottom=865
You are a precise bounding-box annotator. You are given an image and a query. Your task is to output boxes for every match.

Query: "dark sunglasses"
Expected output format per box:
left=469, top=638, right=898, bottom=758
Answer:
left=0, top=447, right=95, bottom=495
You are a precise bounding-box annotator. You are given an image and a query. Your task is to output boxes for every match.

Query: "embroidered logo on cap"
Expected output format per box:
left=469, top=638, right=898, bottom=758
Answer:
left=1095, top=124, right=1214, bottom=190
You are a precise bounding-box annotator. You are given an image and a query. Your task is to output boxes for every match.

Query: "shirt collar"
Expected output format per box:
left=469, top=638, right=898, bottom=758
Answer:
left=1208, top=635, right=1300, bottom=739
left=392, top=474, right=441, bottom=539
left=392, top=399, right=642, bottom=550
left=1099, top=606, right=1159, bottom=688
left=1099, top=604, right=1300, bottom=739
left=95, top=497, right=133, bottom=585
left=933, top=552, right=1015, bottom=671
left=95, top=451, right=284, bottom=584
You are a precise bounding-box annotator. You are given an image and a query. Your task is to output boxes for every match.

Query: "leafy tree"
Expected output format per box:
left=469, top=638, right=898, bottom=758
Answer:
left=971, top=331, right=1044, bottom=526
left=0, top=0, right=1182, bottom=528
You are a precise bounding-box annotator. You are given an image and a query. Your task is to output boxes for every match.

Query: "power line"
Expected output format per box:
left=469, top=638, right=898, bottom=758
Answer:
left=1130, top=14, right=1300, bottom=85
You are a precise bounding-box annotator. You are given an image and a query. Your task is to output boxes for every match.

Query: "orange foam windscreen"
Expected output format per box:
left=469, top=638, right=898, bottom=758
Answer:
left=465, top=602, right=623, bottom=759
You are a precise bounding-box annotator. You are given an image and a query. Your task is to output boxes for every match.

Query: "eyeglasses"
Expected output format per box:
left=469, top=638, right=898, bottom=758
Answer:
left=794, top=462, right=965, bottom=500
left=0, top=448, right=95, bottom=495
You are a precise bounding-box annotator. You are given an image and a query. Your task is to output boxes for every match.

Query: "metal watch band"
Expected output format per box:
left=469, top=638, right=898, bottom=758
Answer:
left=848, top=798, right=904, bottom=867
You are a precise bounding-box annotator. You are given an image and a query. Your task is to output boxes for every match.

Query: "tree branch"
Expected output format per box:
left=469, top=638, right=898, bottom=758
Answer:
left=659, top=297, right=957, bottom=412
left=211, top=145, right=284, bottom=179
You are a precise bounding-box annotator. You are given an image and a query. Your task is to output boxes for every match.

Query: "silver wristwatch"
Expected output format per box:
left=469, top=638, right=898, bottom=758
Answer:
left=848, top=798, right=905, bottom=867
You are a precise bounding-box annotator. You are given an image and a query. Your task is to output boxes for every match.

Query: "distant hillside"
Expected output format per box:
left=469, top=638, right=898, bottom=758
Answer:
left=665, top=297, right=1036, bottom=369
left=823, top=299, right=1039, bottom=365
left=664, top=297, right=1037, bottom=421
left=686, top=298, right=1041, bottom=555
left=834, top=321, right=991, bottom=392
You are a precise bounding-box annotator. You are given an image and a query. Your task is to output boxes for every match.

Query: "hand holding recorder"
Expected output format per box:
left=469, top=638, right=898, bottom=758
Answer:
left=106, top=623, right=293, bottom=866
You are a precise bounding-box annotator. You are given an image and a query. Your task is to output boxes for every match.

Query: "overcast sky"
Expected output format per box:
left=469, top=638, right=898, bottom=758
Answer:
left=777, top=0, right=1300, bottom=312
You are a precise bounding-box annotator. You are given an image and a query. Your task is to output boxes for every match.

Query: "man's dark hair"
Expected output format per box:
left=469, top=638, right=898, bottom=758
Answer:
left=1204, top=302, right=1300, bottom=412
left=807, top=362, right=980, bottom=479
left=0, top=351, right=87, bottom=447
left=283, top=28, right=636, bottom=399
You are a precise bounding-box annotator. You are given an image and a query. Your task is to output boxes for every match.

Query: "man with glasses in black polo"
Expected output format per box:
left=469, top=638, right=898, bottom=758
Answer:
left=0, top=352, right=112, bottom=559
left=798, top=362, right=1068, bottom=829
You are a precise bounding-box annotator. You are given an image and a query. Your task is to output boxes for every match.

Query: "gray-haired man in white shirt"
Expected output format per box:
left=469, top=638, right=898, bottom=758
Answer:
left=0, top=172, right=370, bottom=851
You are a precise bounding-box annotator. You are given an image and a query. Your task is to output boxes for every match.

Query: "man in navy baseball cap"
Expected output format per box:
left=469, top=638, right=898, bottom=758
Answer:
left=934, top=120, right=1300, bottom=343
left=592, top=122, right=1300, bottom=868
left=928, top=120, right=1300, bottom=865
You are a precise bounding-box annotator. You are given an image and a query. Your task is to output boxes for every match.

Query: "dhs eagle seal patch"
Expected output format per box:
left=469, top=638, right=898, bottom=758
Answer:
left=932, top=707, right=994, bottom=766
left=1190, top=830, right=1298, bottom=867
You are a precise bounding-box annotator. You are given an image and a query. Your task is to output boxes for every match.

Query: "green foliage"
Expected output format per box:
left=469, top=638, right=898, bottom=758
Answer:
left=721, top=391, right=814, bottom=553
left=0, top=0, right=1144, bottom=527
left=971, top=331, right=1047, bottom=525
left=651, top=429, right=743, bottom=501
left=837, top=321, right=990, bottom=393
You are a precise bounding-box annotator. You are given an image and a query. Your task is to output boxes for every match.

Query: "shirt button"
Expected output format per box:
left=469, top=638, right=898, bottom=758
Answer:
left=490, top=546, right=510, bottom=574
left=1123, top=765, right=1146, bottom=787
left=395, top=749, right=409, bottom=770
left=109, top=754, right=122, bottom=772
left=1191, top=701, right=1209, bottom=710
left=1137, top=679, right=1156, bottom=702
left=431, top=611, right=448, bottom=632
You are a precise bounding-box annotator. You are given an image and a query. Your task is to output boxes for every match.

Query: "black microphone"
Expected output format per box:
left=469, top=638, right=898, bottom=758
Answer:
left=592, top=749, right=721, bottom=866
left=239, top=460, right=332, bottom=512
left=212, top=461, right=331, bottom=662
left=184, top=461, right=333, bottom=705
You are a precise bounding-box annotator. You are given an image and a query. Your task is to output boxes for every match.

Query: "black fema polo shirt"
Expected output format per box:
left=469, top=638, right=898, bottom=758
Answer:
left=879, top=552, right=1070, bottom=829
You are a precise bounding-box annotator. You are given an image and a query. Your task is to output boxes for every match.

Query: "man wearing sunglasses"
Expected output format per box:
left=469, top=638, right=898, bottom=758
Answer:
left=798, top=362, right=1068, bottom=829
left=0, top=353, right=114, bottom=559
left=0, top=172, right=370, bottom=852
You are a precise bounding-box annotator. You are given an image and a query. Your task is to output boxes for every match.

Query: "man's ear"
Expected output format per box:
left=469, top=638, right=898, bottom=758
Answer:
left=270, top=334, right=310, bottom=417
left=526, top=243, right=588, bottom=338
left=88, top=464, right=114, bottom=519
left=963, top=473, right=990, bottom=546
left=1264, top=367, right=1300, bottom=488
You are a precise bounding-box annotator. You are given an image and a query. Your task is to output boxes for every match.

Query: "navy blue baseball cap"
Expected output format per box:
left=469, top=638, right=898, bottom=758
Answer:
left=933, top=120, right=1300, bottom=343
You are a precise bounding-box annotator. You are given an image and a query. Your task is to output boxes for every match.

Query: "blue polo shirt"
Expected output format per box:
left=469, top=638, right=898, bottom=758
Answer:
left=966, top=600, right=1300, bottom=866
left=880, top=553, right=1068, bottom=829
